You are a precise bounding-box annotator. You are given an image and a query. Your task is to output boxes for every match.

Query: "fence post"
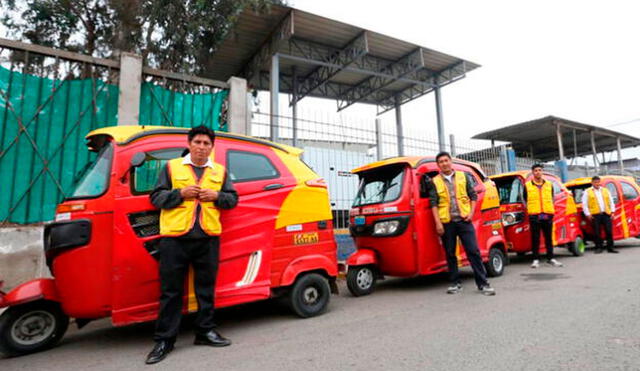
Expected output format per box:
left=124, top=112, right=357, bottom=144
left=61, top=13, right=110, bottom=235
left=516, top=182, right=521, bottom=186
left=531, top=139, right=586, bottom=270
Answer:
left=375, top=118, right=383, bottom=161
left=117, top=52, right=142, bottom=126
left=449, top=134, right=456, bottom=157
left=227, top=76, right=249, bottom=135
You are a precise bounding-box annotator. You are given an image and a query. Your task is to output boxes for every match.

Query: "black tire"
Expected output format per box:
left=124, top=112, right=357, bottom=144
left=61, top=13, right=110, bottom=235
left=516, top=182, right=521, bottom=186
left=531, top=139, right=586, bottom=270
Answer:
left=568, top=236, right=586, bottom=257
left=0, top=301, right=69, bottom=357
left=346, top=265, right=377, bottom=297
left=485, top=247, right=506, bottom=277
left=288, top=273, right=331, bottom=318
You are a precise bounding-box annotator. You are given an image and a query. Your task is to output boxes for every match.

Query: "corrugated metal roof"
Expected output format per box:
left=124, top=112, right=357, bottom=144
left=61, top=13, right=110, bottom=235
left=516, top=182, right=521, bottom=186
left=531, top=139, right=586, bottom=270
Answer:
left=204, top=5, right=479, bottom=110
left=472, top=116, right=640, bottom=161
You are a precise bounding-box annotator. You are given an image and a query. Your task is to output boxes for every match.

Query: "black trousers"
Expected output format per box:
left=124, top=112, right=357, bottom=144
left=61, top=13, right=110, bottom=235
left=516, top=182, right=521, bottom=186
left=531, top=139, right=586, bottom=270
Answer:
left=530, top=215, right=554, bottom=260
left=441, top=221, right=489, bottom=289
left=154, top=236, right=219, bottom=342
left=592, top=213, right=614, bottom=251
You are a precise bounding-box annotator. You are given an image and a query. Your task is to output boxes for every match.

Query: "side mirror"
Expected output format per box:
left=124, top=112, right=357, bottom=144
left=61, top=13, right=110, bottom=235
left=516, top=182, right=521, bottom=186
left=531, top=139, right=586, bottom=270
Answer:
left=131, top=152, right=146, bottom=168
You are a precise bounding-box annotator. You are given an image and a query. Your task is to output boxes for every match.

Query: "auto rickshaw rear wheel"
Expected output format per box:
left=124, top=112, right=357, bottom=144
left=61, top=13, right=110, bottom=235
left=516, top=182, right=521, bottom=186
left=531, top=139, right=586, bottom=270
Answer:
left=485, top=247, right=506, bottom=277
left=288, top=273, right=331, bottom=318
left=568, top=236, right=585, bottom=256
left=0, top=300, right=69, bottom=357
left=346, top=265, right=376, bottom=297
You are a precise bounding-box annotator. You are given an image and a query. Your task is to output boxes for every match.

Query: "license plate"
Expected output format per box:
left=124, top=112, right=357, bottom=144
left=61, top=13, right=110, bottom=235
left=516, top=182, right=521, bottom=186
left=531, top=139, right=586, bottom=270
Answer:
left=354, top=216, right=366, bottom=225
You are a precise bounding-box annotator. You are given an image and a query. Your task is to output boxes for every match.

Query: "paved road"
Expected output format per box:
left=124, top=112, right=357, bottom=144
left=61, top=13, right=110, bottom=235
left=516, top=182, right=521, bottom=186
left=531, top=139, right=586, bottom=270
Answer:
left=3, top=240, right=640, bottom=371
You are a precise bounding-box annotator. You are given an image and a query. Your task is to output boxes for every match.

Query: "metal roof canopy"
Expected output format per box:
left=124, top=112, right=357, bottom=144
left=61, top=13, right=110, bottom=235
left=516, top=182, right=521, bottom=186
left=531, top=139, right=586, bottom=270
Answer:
left=472, top=116, right=640, bottom=170
left=207, top=5, right=479, bottom=152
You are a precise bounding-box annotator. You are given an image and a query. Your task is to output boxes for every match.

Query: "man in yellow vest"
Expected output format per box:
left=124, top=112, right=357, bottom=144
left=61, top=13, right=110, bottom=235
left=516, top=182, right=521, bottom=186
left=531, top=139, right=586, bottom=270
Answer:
left=145, top=126, right=238, bottom=364
left=429, top=152, right=495, bottom=296
left=524, top=164, right=563, bottom=268
left=581, top=176, right=618, bottom=254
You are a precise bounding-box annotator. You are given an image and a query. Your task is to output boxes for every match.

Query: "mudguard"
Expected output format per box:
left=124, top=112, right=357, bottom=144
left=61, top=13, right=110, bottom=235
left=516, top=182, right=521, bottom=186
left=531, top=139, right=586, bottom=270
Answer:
left=280, top=254, right=338, bottom=287
left=346, top=249, right=378, bottom=267
left=0, top=278, right=59, bottom=308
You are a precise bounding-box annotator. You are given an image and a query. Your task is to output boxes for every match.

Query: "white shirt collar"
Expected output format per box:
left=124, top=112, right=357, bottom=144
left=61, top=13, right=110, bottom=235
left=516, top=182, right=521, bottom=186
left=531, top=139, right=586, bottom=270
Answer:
left=182, top=153, right=213, bottom=169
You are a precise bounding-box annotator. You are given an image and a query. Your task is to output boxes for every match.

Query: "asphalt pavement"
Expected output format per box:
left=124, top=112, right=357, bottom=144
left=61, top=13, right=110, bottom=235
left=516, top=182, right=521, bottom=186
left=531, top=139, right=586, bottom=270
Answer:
left=2, top=239, right=640, bottom=371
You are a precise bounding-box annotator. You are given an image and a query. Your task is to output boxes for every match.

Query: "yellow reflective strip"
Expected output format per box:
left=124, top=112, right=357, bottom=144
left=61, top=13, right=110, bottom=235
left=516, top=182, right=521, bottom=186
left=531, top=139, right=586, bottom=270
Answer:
left=187, top=266, right=197, bottom=313
left=620, top=207, right=630, bottom=239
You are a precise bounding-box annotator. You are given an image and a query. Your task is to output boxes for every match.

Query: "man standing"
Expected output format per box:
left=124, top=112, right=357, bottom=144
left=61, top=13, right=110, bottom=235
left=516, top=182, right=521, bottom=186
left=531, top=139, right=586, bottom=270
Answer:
left=581, top=176, right=618, bottom=254
left=429, top=152, right=495, bottom=296
left=524, top=164, right=563, bottom=268
left=146, top=126, right=238, bottom=364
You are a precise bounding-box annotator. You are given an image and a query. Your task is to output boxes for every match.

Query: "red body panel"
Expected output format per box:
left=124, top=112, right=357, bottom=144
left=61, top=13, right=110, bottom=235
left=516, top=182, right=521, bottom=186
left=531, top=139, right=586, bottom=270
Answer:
left=350, top=162, right=506, bottom=279
left=0, top=279, right=58, bottom=308
left=7, top=133, right=337, bottom=326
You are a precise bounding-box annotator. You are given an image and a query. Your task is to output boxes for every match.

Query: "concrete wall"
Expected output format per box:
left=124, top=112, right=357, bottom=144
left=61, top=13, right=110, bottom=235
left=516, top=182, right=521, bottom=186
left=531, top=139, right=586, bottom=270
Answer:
left=0, top=227, right=49, bottom=291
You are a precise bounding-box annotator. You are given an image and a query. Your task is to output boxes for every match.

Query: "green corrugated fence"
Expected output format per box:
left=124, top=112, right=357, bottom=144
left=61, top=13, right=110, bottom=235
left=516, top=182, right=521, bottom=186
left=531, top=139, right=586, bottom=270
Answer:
left=0, top=66, right=228, bottom=224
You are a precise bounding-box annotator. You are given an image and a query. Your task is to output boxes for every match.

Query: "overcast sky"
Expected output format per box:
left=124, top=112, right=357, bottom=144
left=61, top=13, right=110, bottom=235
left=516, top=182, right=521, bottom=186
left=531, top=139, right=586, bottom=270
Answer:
left=284, top=0, right=640, bottom=159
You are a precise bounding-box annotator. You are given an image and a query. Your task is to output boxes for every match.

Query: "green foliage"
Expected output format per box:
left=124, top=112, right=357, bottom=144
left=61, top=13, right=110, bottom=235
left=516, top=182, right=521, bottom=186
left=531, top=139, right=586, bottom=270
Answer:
left=0, top=0, right=286, bottom=73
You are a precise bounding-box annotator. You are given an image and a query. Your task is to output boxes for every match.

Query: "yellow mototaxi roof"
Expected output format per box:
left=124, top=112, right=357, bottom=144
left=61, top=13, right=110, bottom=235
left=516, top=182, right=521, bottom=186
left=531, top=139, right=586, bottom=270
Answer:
left=490, top=170, right=530, bottom=180
left=85, top=125, right=301, bottom=156
left=565, top=175, right=637, bottom=188
left=351, top=156, right=483, bottom=175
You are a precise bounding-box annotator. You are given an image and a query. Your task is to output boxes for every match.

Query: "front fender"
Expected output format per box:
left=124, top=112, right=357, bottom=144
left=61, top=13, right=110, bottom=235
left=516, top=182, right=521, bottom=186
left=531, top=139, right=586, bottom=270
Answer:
left=485, top=235, right=507, bottom=253
left=280, top=255, right=338, bottom=287
left=0, top=278, right=59, bottom=309
left=346, top=249, right=378, bottom=267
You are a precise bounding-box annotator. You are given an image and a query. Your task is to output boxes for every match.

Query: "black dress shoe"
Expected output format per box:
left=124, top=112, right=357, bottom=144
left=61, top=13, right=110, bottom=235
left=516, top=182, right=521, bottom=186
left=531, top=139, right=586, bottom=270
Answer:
left=607, top=249, right=619, bottom=253
left=145, top=340, right=174, bottom=365
left=594, top=249, right=604, bottom=254
left=194, top=330, right=231, bottom=347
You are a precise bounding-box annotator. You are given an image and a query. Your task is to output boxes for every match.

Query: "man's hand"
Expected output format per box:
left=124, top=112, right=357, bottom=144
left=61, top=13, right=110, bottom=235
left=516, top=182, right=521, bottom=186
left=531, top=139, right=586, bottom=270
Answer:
left=435, top=221, right=445, bottom=236
left=198, top=189, right=219, bottom=202
left=463, top=212, right=474, bottom=222
left=180, top=185, right=201, bottom=200
left=586, top=215, right=593, bottom=222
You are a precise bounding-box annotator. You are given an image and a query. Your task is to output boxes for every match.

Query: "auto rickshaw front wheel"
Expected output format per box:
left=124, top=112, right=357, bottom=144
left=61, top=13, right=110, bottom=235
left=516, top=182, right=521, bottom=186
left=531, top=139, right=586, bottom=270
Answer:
left=568, top=236, right=585, bottom=256
left=288, top=273, right=331, bottom=318
left=0, top=300, right=69, bottom=357
left=346, top=265, right=377, bottom=297
left=485, top=247, right=506, bottom=277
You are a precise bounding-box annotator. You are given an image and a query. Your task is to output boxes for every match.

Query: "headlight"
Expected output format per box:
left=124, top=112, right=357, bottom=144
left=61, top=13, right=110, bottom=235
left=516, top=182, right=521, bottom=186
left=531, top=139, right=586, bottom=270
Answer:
left=502, top=212, right=524, bottom=227
left=373, top=220, right=400, bottom=236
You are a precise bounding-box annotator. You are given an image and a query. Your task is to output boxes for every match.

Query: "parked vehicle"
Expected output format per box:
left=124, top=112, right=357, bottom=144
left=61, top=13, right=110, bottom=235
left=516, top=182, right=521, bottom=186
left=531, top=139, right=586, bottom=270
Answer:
left=345, top=156, right=507, bottom=297
left=491, top=171, right=584, bottom=256
left=0, top=126, right=337, bottom=356
left=565, top=176, right=640, bottom=241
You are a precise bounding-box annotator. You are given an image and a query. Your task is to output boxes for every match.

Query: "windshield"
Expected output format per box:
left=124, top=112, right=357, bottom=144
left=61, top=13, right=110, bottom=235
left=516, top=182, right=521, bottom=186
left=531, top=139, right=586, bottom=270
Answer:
left=568, top=185, right=590, bottom=204
left=494, top=177, right=523, bottom=204
left=69, top=142, right=114, bottom=199
left=353, top=165, right=404, bottom=207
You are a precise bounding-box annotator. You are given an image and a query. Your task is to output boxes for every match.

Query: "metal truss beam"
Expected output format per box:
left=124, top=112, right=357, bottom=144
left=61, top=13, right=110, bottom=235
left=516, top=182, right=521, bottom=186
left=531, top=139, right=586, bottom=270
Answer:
left=376, top=61, right=468, bottom=114
left=292, top=32, right=369, bottom=105
left=335, top=48, right=426, bottom=111
left=243, top=11, right=294, bottom=85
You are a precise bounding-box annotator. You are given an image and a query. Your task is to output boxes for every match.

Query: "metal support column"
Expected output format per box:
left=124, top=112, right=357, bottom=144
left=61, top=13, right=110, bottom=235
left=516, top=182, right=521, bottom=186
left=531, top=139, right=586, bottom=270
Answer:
left=449, top=134, right=456, bottom=157
left=291, top=66, right=298, bottom=147
left=555, top=123, right=568, bottom=182
left=434, top=84, right=445, bottom=152
left=394, top=96, right=404, bottom=156
left=556, top=124, right=565, bottom=160
left=617, top=136, right=624, bottom=173
left=590, top=131, right=599, bottom=172
left=270, top=54, right=280, bottom=142
left=375, top=118, right=383, bottom=161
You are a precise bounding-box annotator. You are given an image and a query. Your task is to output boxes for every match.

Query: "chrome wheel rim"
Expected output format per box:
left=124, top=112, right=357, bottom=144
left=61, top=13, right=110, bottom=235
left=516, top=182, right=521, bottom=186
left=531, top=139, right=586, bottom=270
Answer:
left=11, top=310, right=56, bottom=346
left=356, top=268, right=374, bottom=290
left=303, top=286, right=320, bottom=305
left=492, top=255, right=503, bottom=273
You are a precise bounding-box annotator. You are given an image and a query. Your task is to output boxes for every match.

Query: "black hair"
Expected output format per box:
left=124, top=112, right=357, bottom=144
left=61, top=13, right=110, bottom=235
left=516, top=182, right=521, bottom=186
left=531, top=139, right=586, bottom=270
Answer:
left=531, top=163, right=543, bottom=170
left=435, top=151, right=451, bottom=162
left=188, top=125, right=215, bottom=143
left=592, top=175, right=601, bottom=182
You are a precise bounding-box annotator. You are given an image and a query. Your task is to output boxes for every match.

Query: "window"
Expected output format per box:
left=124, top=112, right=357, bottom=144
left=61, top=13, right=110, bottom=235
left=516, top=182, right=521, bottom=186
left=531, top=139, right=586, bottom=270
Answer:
left=132, top=148, right=186, bottom=194
left=496, top=178, right=523, bottom=204
left=621, top=182, right=640, bottom=200
left=570, top=185, right=589, bottom=204
left=605, top=183, right=620, bottom=205
left=353, top=165, right=404, bottom=206
left=550, top=180, right=563, bottom=195
left=69, top=143, right=113, bottom=199
left=227, top=150, right=279, bottom=183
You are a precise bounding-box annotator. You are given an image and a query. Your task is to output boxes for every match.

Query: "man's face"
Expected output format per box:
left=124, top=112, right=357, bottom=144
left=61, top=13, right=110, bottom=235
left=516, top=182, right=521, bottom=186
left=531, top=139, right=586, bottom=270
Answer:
left=592, top=179, right=601, bottom=189
left=532, top=167, right=543, bottom=180
left=437, top=155, right=452, bottom=174
left=188, top=134, right=213, bottom=164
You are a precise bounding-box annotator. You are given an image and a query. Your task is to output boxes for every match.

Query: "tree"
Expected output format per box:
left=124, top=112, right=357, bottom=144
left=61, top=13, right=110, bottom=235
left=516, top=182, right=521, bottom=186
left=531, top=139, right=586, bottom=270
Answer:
left=0, top=0, right=285, bottom=74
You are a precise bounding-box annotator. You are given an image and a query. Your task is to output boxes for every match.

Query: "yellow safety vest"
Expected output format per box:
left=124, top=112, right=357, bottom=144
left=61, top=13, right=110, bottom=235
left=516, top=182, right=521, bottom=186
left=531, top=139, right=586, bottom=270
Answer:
left=525, top=179, right=555, bottom=215
left=586, top=187, right=612, bottom=215
left=432, top=172, right=471, bottom=223
left=159, top=157, right=226, bottom=236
